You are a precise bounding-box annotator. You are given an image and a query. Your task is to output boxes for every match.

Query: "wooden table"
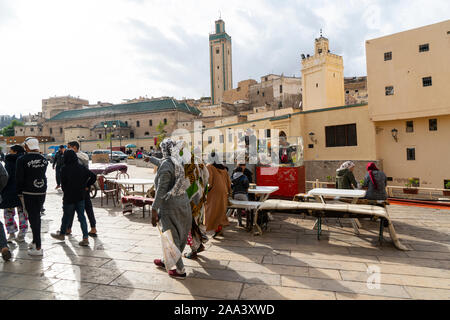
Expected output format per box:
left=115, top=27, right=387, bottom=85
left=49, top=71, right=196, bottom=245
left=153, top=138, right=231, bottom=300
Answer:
left=307, top=188, right=366, bottom=234
left=115, top=178, right=154, bottom=196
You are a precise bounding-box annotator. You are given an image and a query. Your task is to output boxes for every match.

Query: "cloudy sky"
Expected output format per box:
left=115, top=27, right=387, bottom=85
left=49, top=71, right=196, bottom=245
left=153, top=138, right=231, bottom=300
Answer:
left=0, top=0, right=448, bottom=116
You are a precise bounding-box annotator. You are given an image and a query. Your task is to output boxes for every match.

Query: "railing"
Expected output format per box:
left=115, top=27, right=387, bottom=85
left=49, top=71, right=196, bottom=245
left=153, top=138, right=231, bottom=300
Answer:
left=306, top=180, right=450, bottom=201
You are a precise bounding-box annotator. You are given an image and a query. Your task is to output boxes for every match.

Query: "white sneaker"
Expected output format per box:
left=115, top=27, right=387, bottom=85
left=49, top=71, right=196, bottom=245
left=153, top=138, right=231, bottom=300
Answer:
left=16, top=233, right=26, bottom=243
left=28, top=242, right=36, bottom=249
left=7, top=233, right=16, bottom=243
left=28, top=248, right=43, bottom=256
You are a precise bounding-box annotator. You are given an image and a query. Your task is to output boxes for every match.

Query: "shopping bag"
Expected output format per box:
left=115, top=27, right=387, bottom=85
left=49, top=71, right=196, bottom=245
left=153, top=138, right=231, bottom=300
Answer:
left=157, top=224, right=181, bottom=271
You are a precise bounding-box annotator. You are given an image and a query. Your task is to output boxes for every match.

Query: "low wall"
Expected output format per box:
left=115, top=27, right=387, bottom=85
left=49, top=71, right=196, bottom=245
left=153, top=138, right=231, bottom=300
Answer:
left=304, top=160, right=383, bottom=185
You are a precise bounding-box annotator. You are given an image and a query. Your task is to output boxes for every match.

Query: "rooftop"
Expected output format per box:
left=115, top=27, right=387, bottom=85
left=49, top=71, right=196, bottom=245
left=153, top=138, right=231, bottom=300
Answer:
left=48, top=98, right=200, bottom=121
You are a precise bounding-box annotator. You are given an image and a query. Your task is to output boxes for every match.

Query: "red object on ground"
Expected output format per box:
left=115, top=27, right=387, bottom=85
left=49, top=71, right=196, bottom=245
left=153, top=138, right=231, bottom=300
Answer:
left=389, top=198, right=450, bottom=210
left=256, top=166, right=305, bottom=198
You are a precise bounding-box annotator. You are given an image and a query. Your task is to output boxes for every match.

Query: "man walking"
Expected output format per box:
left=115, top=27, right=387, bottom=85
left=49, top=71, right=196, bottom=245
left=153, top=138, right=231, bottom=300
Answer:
left=66, top=141, right=97, bottom=237
left=16, top=137, right=48, bottom=256
left=50, top=150, right=96, bottom=246
left=53, top=145, right=65, bottom=189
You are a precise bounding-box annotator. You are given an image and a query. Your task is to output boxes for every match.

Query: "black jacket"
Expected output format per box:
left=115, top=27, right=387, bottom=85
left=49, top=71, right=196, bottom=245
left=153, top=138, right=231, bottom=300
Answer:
left=16, top=152, right=48, bottom=195
left=231, top=172, right=249, bottom=196
left=53, top=151, right=64, bottom=168
left=61, top=150, right=97, bottom=204
left=0, top=153, right=23, bottom=208
left=231, top=167, right=253, bottom=183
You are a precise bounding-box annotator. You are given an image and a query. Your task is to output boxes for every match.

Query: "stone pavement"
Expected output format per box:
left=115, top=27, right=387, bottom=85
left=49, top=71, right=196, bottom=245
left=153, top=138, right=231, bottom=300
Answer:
left=0, top=164, right=449, bottom=300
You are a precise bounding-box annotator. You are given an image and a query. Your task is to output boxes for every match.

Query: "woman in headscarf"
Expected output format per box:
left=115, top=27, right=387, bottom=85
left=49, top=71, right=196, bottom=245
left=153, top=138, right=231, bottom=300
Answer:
left=362, top=162, right=388, bottom=200
left=0, top=145, right=28, bottom=243
left=151, top=138, right=192, bottom=280
left=336, top=161, right=358, bottom=189
left=184, top=148, right=210, bottom=259
left=204, top=152, right=231, bottom=238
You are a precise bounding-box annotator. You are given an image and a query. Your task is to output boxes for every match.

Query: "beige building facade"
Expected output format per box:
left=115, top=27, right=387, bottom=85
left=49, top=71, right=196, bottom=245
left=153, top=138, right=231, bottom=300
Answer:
left=366, top=19, right=450, bottom=188
left=42, top=96, right=89, bottom=119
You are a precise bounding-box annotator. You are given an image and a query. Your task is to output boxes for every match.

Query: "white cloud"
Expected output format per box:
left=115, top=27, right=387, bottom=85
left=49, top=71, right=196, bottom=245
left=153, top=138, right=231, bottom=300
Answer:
left=0, top=0, right=448, bottom=115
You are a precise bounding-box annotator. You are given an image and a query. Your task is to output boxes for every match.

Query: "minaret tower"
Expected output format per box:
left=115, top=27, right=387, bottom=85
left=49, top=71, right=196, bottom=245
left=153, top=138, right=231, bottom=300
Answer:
left=209, top=19, right=233, bottom=105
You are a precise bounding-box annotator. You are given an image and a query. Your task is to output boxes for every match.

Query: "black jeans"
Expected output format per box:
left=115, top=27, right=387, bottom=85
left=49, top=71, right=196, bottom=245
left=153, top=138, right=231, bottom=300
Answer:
left=67, top=191, right=96, bottom=230
left=23, top=194, right=46, bottom=250
left=55, top=166, right=62, bottom=186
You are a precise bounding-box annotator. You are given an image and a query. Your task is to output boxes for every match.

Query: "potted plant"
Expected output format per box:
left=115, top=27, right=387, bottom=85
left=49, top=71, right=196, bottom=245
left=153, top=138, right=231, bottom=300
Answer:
left=326, top=176, right=335, bottom=188
left=359, top=179, right=368, bottom=190
left=444, top=181, right=450, bottom=197
left=403, top=178, right=419, bottom=195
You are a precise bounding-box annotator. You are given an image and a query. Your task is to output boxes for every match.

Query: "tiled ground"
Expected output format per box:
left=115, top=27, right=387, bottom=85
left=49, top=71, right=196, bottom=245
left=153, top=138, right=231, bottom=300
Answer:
left=0, top=164, right=449, bottom=300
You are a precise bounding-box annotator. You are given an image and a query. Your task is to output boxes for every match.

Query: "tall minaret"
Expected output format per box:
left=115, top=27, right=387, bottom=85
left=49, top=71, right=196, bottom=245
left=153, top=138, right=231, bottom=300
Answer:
left=301, top=32, right=345, bottom=111
left=209, top=19, right=233, bottom=105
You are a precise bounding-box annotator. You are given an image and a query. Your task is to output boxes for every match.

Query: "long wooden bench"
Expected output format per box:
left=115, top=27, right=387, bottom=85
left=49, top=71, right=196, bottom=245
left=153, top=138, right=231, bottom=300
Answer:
left=256, top=199, right=408, bottom=250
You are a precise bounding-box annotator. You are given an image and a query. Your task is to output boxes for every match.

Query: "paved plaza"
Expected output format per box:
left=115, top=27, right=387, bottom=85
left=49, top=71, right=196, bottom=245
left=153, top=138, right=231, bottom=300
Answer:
left=0, top=164, right=449, bottom=300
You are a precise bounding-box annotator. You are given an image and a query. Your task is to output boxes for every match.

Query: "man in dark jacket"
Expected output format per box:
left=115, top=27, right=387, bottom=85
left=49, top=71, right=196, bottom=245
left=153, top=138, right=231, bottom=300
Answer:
left=53, top=145, right=65, bottom=189
left=0, top=145, right=28, bottom=243
left=231, top=166, right=250, bottom=227
left=0, top=161, right=12, bottom=261
left=50, top=150, right=96, bottom=247
left=66, top=141, right=97, bottom=237
left=16, top=137, right=48, bottom=256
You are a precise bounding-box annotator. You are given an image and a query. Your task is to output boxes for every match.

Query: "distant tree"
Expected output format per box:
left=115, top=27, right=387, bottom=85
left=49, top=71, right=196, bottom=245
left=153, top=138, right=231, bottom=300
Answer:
left=1, top=120, right=24, bottom=137
left=156, top=121, right=168, bottom=146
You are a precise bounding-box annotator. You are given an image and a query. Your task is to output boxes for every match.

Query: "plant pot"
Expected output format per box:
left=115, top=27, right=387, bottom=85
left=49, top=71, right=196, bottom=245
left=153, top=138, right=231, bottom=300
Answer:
left=327, top=183, right=335, bottom=188
left=403, top=188, right=418, bottom=195
left=443, top=190, right=450, bottom=197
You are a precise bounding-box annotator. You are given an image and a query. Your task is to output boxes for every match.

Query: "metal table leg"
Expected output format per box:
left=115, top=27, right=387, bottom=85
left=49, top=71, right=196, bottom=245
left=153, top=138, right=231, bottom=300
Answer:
left=317, top=217, right=322, bottom=240
left=379, top=218, right=385, bottom=245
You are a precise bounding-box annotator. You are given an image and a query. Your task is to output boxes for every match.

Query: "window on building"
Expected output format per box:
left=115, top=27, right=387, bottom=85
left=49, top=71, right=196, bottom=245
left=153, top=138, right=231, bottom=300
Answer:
left=257, top=90, right=260, bottom=95
left=99, top=134, right=102, bottom=139
left=149, top=120, right=152, bottom=126
left=208, top=136, right=212, bottom=144
left=406, top=148, right=416, bottom=161
left=422, top=76, right=432, bottom=87
left=30, top=128, right=34, bottom=132
left=406, top=121, right=414, bottom=133
left=125, top=121, right=128, bottom=126
left=39, top=128, right=42, bottom=132
left=219, top=135, right=224, bottom=143
left=325, top=124, right=357, bottom=147
left=217, top=66, right=219, bottom=69
left=262, top=92, right=265, bottom=97
left=50, top=128, right=53, bottom=134
left=385, top=86, right=394, bottom=95
left=265, top=77, right=268, bottom=81
left=419, top=44, right=429, bottom=52
left=164, top=118, right=167, bottom=125
left=355, top=90, right=359, bottom=93
left=318, top=49, right=322, bottom=54
left=59, top=127, right=63, bottom=134
left=228, top=133, right=233, bottom=142
left=346, top=90, right=349, bottom=94
left=216, top=48, right=219, bottom=54
left=445, top=179, right=450, bottom=189
left=130, top=131, right=134, bottom=138
left=144, top=132, right=149, bottom=136
left=429, top=119, right=437, bottom=131
left=384, top=51, right=392, bottom=61
left=316, top=83, right=318, bottom=88
left=266, top=129, right=271, bottom=138
left=279, top=85, right=283, bottom=94
left=136, top=121, right=140, bottom=127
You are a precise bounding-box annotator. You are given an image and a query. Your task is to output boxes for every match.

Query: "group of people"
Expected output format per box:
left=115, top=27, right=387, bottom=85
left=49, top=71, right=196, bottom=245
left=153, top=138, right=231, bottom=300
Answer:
left=335, top=160, right=387, bottom=200
left=0, top=138, right=99, bottom=262
left=147, top=139, right=256, bottom=280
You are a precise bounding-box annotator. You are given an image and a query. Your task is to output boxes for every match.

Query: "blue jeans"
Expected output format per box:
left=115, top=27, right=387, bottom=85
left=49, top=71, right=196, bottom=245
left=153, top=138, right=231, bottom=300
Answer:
left=0, top=220, right=7, bottom=249
left=60, top=200, right=88, bottom=239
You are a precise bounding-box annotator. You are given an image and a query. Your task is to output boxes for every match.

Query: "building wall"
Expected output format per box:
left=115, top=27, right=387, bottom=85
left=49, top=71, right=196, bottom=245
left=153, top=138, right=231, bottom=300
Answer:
left=366, top=19, right=450, bottom=121
left=374, top=115, right=450, bottom=188
left=345, top=77, right=368, bottom=105
left=222, top=79, right=257, bottom=104
left=42, top=96, right=89, bottom=119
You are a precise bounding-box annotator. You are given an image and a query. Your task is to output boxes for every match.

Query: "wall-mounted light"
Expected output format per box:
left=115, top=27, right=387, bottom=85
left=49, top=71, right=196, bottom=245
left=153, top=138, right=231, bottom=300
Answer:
left=308, top=132, right=317, bottom=144
left=391, top=128, right=398, bottom=142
